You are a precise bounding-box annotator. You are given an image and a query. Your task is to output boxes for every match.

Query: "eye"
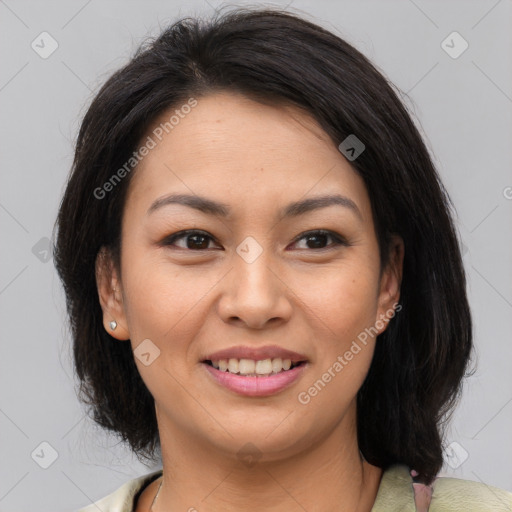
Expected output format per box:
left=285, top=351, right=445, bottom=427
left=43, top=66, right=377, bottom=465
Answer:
left=162, top=230, right=220, bottom=250
left=289, top=229, right=348, bottom=250
left=161, top=229, right=348, bottom=252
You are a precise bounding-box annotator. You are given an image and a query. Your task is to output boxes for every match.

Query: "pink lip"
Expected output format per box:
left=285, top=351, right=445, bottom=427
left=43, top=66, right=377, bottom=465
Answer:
left=203, top=345, right=307, bottom=363
left=203, top=362, right=307, bottom=397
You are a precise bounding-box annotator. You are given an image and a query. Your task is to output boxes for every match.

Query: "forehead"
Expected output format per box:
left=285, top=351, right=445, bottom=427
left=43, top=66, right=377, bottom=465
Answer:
left=124, top=92, right=372, bottom=223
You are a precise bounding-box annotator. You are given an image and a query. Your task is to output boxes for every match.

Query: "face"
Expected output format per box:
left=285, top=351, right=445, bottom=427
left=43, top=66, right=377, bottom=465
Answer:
left=96, top=91, right=403, bottom=462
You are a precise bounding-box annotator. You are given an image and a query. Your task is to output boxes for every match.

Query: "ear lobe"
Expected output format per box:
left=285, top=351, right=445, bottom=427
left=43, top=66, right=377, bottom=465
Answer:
left=95, top=247, right=130, bottom=340
left=375, top=234, right=404, bottom=333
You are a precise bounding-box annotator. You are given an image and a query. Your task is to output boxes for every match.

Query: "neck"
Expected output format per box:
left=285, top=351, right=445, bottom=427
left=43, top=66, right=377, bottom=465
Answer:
left=151, top=408, right=382, bottom=512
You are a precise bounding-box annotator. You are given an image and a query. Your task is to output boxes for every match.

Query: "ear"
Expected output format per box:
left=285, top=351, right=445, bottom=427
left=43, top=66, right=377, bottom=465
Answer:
left=95, top=247, right=130, bottom=340
left=375, top=234, right=404, bottom=335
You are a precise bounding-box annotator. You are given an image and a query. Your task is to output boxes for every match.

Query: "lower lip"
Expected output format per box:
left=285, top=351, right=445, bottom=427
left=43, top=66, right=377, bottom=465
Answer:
left=202, top=363, right=307, bottom=397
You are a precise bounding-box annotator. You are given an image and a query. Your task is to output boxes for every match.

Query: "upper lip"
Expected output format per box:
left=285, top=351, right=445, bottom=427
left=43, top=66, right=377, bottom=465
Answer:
left=203, top=345, right=308, bottom=363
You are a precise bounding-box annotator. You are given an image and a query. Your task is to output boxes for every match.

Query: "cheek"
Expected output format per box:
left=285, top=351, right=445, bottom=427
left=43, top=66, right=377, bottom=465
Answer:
left=297, top=259, right=380, bottom=345
left=119, top=248, right=213, bottom=416
left=120, top=246, right=219, bottom=358
left=293, top=260, right=380, bottom=407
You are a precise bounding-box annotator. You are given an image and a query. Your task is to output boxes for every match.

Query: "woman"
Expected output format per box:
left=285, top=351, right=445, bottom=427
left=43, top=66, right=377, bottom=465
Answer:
left=53, top=7, right=512, bottom=512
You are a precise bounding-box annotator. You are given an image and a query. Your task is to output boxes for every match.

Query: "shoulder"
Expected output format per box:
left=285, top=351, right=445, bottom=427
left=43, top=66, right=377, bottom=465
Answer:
left=75, top=469, right=163, bottom=512
left=430, top=473, right=512, bottom=511
left=373, top=464, right=512, bottom=512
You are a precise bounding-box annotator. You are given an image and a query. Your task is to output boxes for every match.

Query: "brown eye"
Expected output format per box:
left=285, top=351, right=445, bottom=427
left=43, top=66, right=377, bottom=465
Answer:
left=163, top=230, right=219, bottom=250
left=161, top=229, right=348, bottom=252
left=290, top=230, right=348, bottom=250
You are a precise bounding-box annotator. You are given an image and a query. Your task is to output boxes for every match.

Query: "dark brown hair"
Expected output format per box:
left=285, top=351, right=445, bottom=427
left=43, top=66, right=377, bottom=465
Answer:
left=53, top=7, right=473, bottom=484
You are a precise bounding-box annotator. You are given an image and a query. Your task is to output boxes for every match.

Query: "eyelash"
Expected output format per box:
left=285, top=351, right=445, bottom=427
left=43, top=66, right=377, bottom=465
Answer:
left=161, top=229, right=349, bottom=252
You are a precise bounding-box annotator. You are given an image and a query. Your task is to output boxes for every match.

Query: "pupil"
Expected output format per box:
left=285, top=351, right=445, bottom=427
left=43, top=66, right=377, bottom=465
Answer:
left=307, top=234, right=327, bottom=249
left=188, top=234, right=208, bottom=249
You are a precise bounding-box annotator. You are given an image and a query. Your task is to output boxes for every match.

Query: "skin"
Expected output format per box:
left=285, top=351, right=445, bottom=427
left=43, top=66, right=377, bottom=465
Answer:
left=96, top=91, right=404, bottom=512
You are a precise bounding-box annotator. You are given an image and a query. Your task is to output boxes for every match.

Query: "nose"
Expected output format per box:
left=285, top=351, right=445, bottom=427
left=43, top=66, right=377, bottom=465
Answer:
left=217, top=244, right=293, bottom=329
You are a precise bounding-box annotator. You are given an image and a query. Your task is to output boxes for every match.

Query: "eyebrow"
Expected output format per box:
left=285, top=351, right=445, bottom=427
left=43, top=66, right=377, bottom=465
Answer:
left=147, top=193, right=362, bottom=221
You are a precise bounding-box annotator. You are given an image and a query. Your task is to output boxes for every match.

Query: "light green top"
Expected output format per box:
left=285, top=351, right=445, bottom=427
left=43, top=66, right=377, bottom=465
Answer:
left=372, top=464, right=512, bottom=511
left=76, top=464, right=512, bottom=511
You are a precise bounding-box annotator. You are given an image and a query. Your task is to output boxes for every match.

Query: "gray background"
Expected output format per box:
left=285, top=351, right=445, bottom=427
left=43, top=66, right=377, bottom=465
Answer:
left=1, top=0, right=511, bottom=510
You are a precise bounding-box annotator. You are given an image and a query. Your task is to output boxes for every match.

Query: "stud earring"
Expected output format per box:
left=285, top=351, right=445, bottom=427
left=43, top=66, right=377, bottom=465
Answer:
left=110, top=320, right=117, bottom=330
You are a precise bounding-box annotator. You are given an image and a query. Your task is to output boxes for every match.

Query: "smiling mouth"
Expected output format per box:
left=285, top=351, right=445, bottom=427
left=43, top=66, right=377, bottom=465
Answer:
left=202, top=358, right=306, bottom=377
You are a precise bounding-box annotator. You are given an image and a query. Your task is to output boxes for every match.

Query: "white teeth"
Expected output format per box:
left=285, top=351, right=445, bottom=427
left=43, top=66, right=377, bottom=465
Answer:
left=239, top=358, right=255, bottom=374
left=210, top=357, right=299, bottom=375
left=255, top=359, right=273, bottom=375
left=228, top=358, right=239, bottom=374
left=271, top=358, right=282, bottom=373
